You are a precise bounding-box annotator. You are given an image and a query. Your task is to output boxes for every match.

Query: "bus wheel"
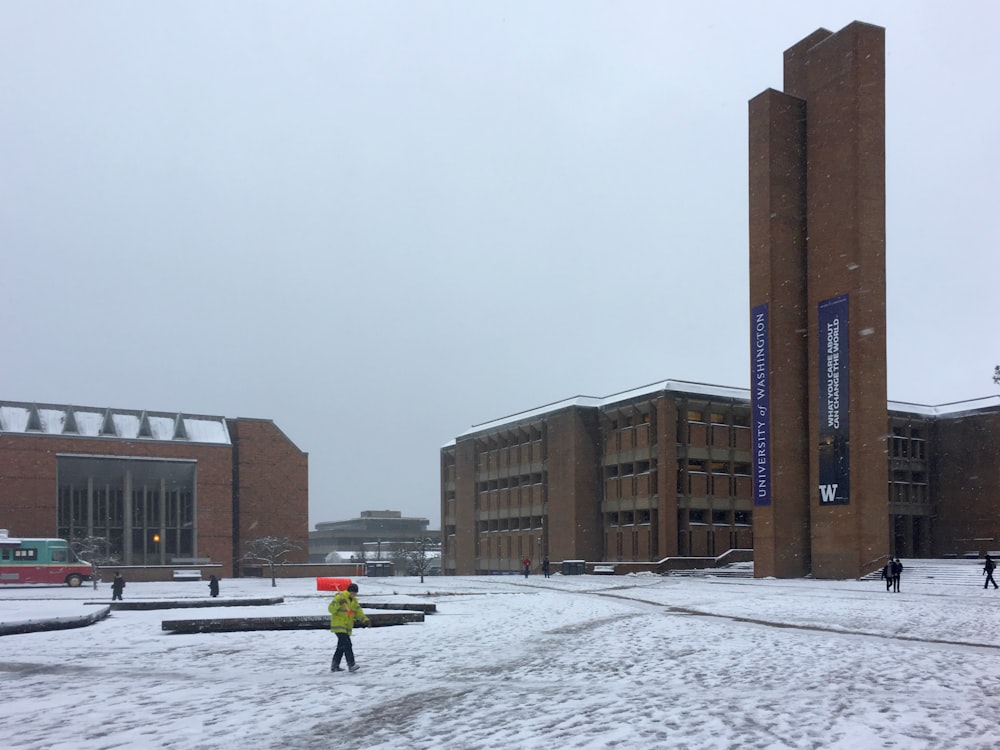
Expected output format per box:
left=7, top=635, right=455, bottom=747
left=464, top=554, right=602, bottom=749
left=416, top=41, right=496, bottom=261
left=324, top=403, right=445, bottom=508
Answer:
left=66, top=575, right=83, bottom=587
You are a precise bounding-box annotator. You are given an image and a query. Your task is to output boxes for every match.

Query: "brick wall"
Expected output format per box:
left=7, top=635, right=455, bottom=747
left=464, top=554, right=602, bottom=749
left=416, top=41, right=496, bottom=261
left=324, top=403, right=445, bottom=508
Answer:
left=228, top=419, right=309, bottom=572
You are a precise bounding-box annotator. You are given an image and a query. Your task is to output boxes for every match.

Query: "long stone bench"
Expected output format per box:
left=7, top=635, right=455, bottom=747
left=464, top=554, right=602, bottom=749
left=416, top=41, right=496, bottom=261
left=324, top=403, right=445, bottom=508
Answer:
left=0, top=605, right=111, bottom=637
left=362, top=601, right=437, bottom=614
left=161, top=609, right=424, bottom=633
left=84, top=597, right=284, bottom=611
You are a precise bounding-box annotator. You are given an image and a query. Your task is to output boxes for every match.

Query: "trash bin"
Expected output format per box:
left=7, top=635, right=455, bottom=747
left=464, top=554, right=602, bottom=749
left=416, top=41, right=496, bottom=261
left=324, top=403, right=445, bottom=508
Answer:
left=365, top=561, right=392, bottom=577
left=562, top=560, right=585, bottom=575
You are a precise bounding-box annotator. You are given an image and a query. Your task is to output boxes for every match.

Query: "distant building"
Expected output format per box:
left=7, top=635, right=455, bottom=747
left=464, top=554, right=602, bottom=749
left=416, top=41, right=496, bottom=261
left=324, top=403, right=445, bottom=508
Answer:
left=309, top=510, right=434, bottom=562
left=0, top=400, right=309, bottom=577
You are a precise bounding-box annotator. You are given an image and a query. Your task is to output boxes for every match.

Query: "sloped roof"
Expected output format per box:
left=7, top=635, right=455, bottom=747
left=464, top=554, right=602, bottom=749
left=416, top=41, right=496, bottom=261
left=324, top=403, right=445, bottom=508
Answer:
left=0, top=401, right=231, bottom=445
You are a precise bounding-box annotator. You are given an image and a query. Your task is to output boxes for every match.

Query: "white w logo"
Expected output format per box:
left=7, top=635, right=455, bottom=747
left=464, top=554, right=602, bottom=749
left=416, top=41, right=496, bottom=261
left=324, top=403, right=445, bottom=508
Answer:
left=819, top=484, right=839, bottom=503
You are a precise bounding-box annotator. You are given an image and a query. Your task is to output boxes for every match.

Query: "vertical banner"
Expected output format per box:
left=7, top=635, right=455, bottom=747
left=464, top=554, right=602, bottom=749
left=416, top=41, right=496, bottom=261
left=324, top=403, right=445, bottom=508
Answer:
left=750, top=303, right=771, bottom=506
left=818, top=294, right=850, bottom=505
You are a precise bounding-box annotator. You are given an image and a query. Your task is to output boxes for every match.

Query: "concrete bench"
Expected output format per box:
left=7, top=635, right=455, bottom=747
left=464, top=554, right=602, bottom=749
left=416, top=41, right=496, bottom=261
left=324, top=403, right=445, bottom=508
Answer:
left=161, top=610, right=424, bottom=633
left=592, top=565, right=615, bottom=575
left=172, top=570, right=202, bottom=581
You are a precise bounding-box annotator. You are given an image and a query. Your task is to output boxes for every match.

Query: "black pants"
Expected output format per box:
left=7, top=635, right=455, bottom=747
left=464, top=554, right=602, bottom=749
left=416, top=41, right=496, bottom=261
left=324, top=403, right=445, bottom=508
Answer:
left=986, top=570, right=998, bottom=589
left=332, top=633, right=355, bottom=668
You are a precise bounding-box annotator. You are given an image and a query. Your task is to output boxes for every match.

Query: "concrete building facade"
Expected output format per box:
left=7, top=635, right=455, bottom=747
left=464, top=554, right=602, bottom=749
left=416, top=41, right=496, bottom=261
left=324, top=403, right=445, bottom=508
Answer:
left=308, top=510, right=433, bottom=562
left=0, top=400, right=309, bottom=577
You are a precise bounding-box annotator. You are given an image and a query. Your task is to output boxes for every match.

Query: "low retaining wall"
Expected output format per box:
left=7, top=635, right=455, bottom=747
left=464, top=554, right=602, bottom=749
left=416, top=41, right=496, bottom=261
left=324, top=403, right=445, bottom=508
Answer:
left=0, top=605, right=111, bottom=636
left=162, top=610, right=424, bottom=634
left=84, top=597, right=284, bottom=611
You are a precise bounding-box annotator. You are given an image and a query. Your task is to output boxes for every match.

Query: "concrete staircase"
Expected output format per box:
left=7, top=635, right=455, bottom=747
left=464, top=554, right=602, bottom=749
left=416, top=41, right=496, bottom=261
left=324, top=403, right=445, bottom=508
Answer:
left=666, top=561, right=755, bottom=579
left=861, top=558, right=991, bottom=588
left=669, top=558, right=991, bottom=585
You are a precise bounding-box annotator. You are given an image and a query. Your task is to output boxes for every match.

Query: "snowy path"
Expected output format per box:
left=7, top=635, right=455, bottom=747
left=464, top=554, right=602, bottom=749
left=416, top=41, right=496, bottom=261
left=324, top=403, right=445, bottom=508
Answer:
left=1, top=573, right=998, bottom=749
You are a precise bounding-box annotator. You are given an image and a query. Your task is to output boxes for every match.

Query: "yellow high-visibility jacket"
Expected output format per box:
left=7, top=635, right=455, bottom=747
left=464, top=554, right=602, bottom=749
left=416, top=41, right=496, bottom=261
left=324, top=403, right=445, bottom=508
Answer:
left=328, top=590, right=369, bottom=635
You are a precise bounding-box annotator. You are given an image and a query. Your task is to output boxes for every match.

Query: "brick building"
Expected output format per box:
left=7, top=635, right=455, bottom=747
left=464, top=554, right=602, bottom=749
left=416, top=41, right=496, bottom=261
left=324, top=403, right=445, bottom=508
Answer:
left=440, top=383, right=1000, bottom=576
left=0, top=400, right=308, bottom=577
left=439, top=21, right=1000, bottom=580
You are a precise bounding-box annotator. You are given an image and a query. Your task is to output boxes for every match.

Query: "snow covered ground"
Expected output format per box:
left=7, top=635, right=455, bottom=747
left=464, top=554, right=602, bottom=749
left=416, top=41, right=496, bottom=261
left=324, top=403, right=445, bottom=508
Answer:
left=1, top=561, right=998, bottom=749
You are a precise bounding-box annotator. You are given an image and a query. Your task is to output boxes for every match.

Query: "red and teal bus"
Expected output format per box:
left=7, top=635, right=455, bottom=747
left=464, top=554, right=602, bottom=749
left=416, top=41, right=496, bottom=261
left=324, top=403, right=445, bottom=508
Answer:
left=0, top=531, right=93, bottom=586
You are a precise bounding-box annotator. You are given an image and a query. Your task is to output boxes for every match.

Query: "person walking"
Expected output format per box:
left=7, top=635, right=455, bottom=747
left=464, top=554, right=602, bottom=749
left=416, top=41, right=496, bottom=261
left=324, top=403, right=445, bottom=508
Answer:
left=208, top=575, right=220, bottom=598
left=891, top=558, right=903, bottom=593
left=880, top=559, right=893, bottom=592
left=111, top=572, right=126, bottom=601
left=328, top=583, right=370, bottom=673
left=984, top=554, right=998, bottom=590
left=522, top=557, right=531, bottom=579
left=542, top=557, right=550, bottom=579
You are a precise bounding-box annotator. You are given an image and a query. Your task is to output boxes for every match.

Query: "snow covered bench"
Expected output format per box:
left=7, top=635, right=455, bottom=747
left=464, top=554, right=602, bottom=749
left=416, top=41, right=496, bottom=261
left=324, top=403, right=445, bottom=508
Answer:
left=172, top=570, right=202, bottom=581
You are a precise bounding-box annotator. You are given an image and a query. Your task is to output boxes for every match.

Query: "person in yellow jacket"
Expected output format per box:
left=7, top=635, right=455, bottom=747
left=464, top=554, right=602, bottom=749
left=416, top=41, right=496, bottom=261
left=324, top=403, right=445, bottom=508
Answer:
left=328, top=582, right=370, bottom=672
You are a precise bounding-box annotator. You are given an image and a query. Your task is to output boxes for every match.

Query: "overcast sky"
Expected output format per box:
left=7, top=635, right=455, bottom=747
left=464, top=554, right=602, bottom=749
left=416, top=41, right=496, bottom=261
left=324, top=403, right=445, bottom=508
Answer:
left=2, top=2, right=998, bottom=529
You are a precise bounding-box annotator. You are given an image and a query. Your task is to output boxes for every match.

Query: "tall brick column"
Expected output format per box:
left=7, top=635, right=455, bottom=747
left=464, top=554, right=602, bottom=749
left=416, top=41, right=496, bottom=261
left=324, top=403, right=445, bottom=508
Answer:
left=749, top=22, right=889, bottom=579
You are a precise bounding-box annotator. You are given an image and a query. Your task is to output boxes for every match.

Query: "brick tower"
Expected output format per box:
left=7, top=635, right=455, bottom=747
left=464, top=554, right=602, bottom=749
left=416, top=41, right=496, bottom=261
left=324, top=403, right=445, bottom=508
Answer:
left=748, top=22, right=889, bottom=579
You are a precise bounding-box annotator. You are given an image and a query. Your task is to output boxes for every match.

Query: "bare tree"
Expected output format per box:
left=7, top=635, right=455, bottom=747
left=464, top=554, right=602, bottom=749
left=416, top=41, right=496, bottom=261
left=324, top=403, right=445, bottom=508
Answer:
left=994, top=365, right=999, bottom=386
left=387, top=542, right=412, bottom=576
left=243, top=536, right=301, bottom=587
left=407, top=537, right=440, bottom=583
left=70, top=535, right=121, bottom=590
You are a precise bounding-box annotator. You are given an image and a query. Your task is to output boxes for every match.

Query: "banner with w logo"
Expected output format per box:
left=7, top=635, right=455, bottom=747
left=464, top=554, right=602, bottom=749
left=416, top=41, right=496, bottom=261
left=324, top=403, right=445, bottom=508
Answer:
left=818, top=294, right=850, bottom=505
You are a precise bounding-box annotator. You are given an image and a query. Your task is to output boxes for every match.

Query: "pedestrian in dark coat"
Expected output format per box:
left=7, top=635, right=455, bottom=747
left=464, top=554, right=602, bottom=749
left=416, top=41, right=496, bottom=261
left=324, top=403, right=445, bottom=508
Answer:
left=111, top=572, right=125, bottom=601
left=880, top=561, right=892, bottom=592
left=208, top=575, right=220, bottom=597
left=984, top=554, right=998, bottom=590
left=891, top=558, right=903, bottom=592
left=542, top=557, right=551, bottom=579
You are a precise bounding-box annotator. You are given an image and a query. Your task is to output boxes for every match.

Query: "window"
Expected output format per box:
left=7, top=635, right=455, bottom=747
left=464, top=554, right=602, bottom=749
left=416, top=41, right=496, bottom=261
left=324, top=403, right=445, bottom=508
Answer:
left=14, top=548, right=38, bottom=560
left=58, top=455, right=196, bottom=565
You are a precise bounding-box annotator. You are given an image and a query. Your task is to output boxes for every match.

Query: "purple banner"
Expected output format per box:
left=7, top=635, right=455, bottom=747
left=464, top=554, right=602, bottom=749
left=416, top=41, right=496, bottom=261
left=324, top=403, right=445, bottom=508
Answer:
left=818, top=294, right=850, bottom=505
left=750, top=303, right=771, bottom=506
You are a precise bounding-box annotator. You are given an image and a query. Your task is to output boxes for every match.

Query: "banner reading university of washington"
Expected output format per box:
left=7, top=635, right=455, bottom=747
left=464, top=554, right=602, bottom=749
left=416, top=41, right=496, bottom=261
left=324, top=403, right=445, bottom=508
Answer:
left=817, top=294, right=850, bottom=505
left=750, top=303, right=771, bottom=506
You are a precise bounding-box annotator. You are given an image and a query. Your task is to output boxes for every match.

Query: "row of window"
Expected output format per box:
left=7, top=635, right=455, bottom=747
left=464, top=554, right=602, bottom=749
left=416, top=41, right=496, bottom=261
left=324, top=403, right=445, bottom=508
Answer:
left=605, top=510, right=653, bottom=526
left=889, top=436, right=927, bottom=460
left=890, top=482, right=929, bottom=504
left=478, top=517, right=543, bottom=534
left=475, top=431, right=543, bottom=453
left=688, top=509, right=752, bottom=525
left=477, top=474, right=544, bottom=493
